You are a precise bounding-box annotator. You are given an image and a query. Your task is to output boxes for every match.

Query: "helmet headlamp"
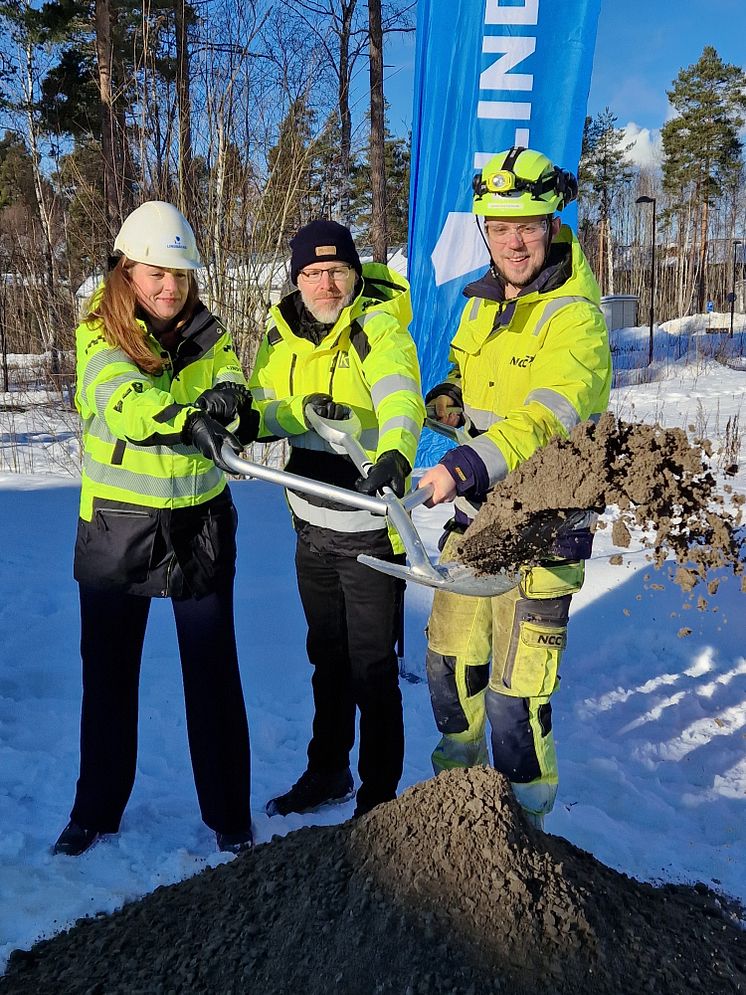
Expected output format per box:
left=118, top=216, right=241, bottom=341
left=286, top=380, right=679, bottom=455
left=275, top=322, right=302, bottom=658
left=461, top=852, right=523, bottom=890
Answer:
left=486, top=170, right=515, bottom=193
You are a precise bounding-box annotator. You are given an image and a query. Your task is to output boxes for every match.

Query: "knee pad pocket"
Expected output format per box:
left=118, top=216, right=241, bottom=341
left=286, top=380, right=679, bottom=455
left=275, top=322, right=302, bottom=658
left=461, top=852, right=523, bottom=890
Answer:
left=465, top=661, right=489, bottom=698
left=537, top=701, right=552, bottom=737
left=426, top=651, right=469, bottom=734
left=485, top=692, right=541, bottom=783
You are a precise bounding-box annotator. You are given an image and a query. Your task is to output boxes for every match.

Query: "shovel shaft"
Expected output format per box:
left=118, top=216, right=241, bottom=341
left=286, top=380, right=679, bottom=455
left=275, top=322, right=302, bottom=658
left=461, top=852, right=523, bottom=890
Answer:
left=324, top=429, right=448, bottom=586
left=219, top=446, right=389, bottom=515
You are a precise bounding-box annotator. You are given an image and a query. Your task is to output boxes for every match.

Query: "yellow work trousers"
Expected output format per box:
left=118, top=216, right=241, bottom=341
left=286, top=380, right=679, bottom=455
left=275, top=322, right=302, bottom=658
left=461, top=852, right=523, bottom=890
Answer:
left=425, top=533, right=584, bottom=818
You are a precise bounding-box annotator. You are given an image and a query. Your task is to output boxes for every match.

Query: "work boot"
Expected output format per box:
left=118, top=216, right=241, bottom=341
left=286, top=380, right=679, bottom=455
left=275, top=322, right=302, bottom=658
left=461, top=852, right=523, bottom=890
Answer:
left=522, top=810, right=545, bottom=831
left=266, top=768, right=354, bottom=817
left=52, top=821, right=100, bottom=856
left=216, top=827, right=254, bottom=854
left=431, top=734, right=489, bottom=774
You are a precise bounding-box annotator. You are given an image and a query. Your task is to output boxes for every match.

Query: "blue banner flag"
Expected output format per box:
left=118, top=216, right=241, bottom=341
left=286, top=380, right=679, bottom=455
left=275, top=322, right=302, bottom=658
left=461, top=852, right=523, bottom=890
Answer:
left=408, top=0, right=601, bottom=460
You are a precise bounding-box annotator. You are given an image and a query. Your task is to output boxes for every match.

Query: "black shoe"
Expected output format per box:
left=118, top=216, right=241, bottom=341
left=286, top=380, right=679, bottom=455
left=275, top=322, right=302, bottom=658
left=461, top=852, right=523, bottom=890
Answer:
left=53, top=821, right=100, bottom=856
left=353, top=793, right=394, bottom=819
left=216, top=827, right=254, bottom=854
left=266, top=768, right=354, bottom=817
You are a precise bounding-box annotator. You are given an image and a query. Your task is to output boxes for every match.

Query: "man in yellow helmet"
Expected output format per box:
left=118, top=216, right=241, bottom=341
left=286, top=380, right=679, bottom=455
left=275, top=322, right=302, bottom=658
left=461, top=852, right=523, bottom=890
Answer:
left=418, top=147, right=612, bottom=828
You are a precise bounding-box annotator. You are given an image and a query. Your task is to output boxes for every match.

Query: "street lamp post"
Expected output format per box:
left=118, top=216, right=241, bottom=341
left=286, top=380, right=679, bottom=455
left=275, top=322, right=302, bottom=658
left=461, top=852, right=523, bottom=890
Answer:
left=636, top=195, right=656, bottom=366
left=730, top=239, right=742, bottom=338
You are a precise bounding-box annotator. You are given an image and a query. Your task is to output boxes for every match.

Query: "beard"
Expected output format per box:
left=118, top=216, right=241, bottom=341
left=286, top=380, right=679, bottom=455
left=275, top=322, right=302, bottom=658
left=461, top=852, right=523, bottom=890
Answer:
left=301, top=287, right=356, bottom=324
left=491, top=229, right=554, bottom=290
left=495, top=258, right=546, bottom=289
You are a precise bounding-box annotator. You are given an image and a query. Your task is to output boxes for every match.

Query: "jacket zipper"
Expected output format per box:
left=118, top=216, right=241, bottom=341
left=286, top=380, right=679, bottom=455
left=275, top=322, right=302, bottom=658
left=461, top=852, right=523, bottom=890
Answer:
left=328, top=352, right=341, bottom=395
left=161, top=553, right=176, bottom=597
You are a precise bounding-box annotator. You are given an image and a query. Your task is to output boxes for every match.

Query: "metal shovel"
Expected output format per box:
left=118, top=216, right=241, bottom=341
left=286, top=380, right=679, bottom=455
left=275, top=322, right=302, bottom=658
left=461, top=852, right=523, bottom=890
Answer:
left=304, top=408, right=518, bottom=598
left=219, top=410, right=517, bottom=597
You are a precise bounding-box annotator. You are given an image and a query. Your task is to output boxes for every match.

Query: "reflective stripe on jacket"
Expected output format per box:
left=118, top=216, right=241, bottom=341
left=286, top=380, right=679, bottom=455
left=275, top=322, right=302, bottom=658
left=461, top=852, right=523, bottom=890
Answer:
left=249, top=263, right=425, bottom=553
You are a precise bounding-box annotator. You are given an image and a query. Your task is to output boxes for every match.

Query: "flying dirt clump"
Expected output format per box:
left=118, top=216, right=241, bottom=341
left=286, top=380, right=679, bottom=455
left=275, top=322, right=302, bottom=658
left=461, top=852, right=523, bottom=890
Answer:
left=2, top=768, right=744, bottom=995
left=456, top=412, right=745, bottom=590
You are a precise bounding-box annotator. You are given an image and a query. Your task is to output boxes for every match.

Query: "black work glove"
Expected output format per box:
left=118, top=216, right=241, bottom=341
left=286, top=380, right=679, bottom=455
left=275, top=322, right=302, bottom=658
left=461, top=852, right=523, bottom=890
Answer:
left=195, top=383, right=252, bottom=425
left=303, top=392, right=352, bottom=426
left=182, top=411, right=242, bottom=473
left=354, top=450, right=411, bottom=499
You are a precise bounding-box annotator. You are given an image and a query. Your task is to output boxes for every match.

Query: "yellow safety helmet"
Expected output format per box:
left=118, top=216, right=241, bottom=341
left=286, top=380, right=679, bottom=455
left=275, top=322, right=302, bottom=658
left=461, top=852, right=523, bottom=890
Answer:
left=472, top=147, right=577, bottom=218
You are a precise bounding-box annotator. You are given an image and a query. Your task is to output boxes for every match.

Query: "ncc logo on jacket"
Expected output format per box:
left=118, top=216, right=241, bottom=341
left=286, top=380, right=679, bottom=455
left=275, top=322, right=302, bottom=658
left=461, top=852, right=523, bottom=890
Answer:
left=510, top=354, right=535, bottom=368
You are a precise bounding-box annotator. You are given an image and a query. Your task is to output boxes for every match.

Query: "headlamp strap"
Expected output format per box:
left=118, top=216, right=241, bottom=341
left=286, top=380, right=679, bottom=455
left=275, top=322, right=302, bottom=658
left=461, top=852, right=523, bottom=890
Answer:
left=502, top=146, right=524, bottom=172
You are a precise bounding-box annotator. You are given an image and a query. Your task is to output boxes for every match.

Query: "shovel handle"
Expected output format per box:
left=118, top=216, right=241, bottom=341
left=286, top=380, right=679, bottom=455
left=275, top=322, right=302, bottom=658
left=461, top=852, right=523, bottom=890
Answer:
left=302, top=405, right=448, bottom=585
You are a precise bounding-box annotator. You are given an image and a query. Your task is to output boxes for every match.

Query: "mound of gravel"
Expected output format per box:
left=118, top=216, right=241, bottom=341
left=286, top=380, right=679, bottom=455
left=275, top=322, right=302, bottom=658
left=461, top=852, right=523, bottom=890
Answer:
left=457, top=413, right=745, bottom=591
left=3, top=768, right=744, bottom=994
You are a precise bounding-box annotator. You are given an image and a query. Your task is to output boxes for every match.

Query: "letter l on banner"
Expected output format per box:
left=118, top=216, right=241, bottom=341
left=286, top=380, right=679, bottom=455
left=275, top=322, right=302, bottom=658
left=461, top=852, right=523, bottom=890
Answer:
left=408, top=0, right=601, bottom=461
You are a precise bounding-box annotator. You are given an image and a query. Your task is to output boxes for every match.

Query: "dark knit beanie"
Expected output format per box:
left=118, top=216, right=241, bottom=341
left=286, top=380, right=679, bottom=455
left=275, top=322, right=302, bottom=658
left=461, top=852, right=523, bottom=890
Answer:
left=290, top=220, right=362, bottom=285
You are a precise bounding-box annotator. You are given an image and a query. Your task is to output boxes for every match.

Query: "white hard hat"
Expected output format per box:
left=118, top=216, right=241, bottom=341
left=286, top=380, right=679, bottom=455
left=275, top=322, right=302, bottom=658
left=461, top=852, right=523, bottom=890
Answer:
left=113, top=201, right=202, bottom=269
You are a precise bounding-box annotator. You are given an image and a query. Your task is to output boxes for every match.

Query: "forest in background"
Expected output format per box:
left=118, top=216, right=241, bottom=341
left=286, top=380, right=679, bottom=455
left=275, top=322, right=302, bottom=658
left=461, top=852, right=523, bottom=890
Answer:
left=0, top=2, right=744, bottom=377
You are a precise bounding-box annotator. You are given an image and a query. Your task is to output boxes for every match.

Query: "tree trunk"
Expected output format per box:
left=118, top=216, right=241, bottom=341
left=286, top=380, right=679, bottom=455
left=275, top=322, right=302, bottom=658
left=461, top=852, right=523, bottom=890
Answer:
left=23, top=30, right=59, bottom=372
left=337, top=1, right=355, bottom=223
left=697, top=197, right=709, bottom=313
left=605, top=215, right=615, bottom=295
left=176, top=0, right=194, bottom=221
left=368, top=0, right=386, bottom=261
left=94, top=0, right=120, bottom=237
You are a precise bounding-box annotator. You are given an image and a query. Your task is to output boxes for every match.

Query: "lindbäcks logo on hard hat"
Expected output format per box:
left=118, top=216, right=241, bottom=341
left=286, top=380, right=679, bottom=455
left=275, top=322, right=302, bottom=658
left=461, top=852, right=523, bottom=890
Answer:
left=166, top=234, right=186, bottom=250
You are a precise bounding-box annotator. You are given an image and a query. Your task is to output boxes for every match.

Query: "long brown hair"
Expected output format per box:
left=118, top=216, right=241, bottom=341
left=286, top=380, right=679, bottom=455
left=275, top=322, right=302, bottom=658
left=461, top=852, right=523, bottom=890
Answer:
left=86, top=257, right=199, bottom=374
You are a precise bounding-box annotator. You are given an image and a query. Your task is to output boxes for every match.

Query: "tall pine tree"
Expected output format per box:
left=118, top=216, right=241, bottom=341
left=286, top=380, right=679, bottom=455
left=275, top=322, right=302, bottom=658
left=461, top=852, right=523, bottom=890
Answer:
left=578, top=108, right=634, bottom=294
left=661, top=46, right=746, bottom=312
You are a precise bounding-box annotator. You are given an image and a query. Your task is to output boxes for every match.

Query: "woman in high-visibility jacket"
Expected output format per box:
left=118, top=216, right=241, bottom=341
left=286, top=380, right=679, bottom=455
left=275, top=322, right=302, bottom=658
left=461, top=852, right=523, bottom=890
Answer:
left=53, top=202, right=256, bottom=857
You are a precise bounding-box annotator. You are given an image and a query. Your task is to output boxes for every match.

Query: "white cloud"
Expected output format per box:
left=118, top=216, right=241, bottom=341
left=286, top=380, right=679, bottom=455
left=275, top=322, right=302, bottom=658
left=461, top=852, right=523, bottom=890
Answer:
left=622, top=122, right=663, bottom=169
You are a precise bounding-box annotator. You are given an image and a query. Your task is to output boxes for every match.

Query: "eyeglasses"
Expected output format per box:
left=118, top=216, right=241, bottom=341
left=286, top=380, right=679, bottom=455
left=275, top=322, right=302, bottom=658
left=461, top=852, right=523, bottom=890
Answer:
left=484, top=219, right=550, bottom=244
left=298, top=266, right=352, bottom=283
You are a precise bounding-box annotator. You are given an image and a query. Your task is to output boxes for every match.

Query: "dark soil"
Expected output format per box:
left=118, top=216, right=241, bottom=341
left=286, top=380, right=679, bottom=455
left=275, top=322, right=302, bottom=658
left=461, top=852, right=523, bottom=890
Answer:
left=2, top=768, right=744, bottom=995
left=457, top=413, right=745, bottom=592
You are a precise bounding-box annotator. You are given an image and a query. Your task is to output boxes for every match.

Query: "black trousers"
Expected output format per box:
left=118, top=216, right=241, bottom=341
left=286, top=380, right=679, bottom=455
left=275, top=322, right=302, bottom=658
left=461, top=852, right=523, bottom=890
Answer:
left=70, top=582, right=251, bottom=835
left=294, top=537, right=405, bottom=812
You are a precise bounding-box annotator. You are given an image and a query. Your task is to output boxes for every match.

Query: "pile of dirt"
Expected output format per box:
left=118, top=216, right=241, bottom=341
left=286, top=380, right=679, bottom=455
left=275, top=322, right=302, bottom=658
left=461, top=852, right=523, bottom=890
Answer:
left=457, top=412, right=745, bottom=591
left=3, top=768, right=744, bottom=994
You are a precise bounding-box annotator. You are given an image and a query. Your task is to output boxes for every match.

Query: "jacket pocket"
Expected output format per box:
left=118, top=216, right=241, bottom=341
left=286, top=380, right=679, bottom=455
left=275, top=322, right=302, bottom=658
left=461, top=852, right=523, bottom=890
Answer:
left=170, top=491, right=238, bottom=597
left=520, top=560, right=585, bottom=599
left=74, top=500, right=160, bottom=589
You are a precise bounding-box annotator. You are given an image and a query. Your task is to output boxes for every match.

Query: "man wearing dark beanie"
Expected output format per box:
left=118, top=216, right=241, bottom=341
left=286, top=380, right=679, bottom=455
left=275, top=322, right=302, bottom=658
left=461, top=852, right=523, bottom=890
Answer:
left=288, top=219, right=363, bottom=286
left=249, top=219, right=425, bottom=819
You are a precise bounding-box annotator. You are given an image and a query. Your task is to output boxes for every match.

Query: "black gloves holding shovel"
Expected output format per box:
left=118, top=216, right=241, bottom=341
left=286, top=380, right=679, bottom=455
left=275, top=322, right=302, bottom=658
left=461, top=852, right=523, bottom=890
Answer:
left=355, top=450, right=411, bottom=499
left=182, top=412, right=242, bottom=473
left=196, top=382, right=260, bottom=444
left=303, top=392, right=352, bottom=425
left=183, top=382, right=259, bottom=473
left=302, top=392, right=411, bottom=498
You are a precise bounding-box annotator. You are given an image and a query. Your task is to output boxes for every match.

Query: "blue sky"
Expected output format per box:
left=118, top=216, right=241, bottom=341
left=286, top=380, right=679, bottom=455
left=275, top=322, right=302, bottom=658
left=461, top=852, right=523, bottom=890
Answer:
left=382, top=0, right=746, bottom=143
left=588, top=0, right=746, bottom=129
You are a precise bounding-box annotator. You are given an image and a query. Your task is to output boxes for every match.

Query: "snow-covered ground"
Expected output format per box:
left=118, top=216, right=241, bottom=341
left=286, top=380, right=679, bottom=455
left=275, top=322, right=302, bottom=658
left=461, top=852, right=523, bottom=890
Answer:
left=0, top=321, right=744, bottom=970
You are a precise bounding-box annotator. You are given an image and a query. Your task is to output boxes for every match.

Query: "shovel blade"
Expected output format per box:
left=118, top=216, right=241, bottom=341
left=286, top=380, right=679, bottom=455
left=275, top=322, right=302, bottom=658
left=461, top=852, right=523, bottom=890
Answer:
left=357, top=554, right=518, bottom=598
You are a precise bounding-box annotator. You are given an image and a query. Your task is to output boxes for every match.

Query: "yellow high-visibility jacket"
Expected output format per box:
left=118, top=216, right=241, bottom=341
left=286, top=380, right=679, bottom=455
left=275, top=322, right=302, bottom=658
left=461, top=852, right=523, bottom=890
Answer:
left=250, top=263, right=425, bottom=555
left=75, top=299, right=247, bottom=521
left=441, top=225, right=611, bottom=508
left=74, top=297, right=249, bottom=597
